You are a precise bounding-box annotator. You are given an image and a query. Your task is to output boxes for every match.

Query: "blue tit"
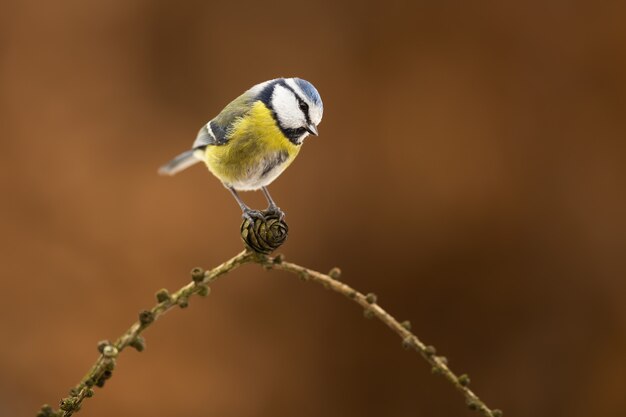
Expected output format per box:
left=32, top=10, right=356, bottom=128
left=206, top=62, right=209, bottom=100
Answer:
left=158, top=78, right=323, bottom=221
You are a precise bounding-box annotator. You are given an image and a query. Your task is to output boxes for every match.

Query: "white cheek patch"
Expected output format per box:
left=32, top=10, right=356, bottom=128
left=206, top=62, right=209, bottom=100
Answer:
left=271, top=85, right=305, bottom=129
left=309, top=106, right=323, bottom=126
left=285, top=78, right=323, bottom=126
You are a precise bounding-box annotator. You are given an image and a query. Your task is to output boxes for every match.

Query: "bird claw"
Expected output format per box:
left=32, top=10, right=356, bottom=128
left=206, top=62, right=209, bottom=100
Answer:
left=265, top=205, right=285, bottom=220
left=242, top=209, right=265, bottom=225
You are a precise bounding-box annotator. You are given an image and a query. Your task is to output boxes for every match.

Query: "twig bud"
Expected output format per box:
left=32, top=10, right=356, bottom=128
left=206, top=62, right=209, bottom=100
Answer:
left=197, top=284, right=211, bottom=297
left=467, top=399, right=479, bottom=411
left=365, top=293, right=377, bottom=304
left=129, top=336, right=146, bottom=352
left=402, top=336, right=414, bottom=350
left=104, top=358, right=116, bottom=371
left=102, top=345, right=118, bottom=358
left=38, top=404, right=54, bottom=417
left=438, top=356, right=448, bottom=365
left=328, top=267, right=341, bottom=279
left=139, top=310, right=154, bottom=325
left=240, top=210, right=288, bottom=254
left=177, top=297, right=189, bottom=308
left=97, top=340, right=110, bottom=354
left=59, top=397, right=78, bottom=412
left=85, top=389, right=94, bottom=398
left=191, top=267, right=205, bottom=283
left=273, top=253, right=284, bottom=264
left=401, top=320, right=412, bottom=330
left=492, top=409, right=503, bottom=417
left=458, top=374, right=471, bottom=386
left=425, top=345, right=437, bottom=356
left=363, top=308, right=374, bottom=319
left=156, top=289, right=171, bottom=303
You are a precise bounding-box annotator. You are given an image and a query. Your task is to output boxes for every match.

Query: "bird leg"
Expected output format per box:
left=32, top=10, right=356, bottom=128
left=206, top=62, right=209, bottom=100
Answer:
left=261, top=187, right=284, bottom=219
left=228, top=187, right=264, bottom=223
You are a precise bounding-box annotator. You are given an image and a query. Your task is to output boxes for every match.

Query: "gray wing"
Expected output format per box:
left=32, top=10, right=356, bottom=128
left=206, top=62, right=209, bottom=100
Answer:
left=192, top=123, right=221, bottom=149
left=192, top=90, right=258, bottom=149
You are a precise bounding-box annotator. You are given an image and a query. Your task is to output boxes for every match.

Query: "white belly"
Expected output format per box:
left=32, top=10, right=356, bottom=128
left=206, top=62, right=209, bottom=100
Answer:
left=229, top=152, right=291, bottom=191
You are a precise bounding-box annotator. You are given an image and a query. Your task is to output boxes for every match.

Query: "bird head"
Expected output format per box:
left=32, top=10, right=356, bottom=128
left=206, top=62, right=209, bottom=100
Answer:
left=267, top=78, right=324, bottom=144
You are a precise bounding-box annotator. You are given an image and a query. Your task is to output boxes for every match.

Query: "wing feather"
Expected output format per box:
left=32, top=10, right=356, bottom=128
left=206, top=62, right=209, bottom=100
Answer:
left=192, top=90, right=259, bottom=149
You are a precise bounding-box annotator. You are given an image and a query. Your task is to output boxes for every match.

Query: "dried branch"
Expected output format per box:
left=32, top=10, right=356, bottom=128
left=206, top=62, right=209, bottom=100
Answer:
left=256, top=253, right=502, bottom=417
left=38, top=215, right=501, bottom=417
left=37, top=250, right=255, bottom=417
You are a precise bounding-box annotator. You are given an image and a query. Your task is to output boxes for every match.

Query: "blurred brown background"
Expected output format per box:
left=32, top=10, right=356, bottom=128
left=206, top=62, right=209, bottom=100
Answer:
left=1, top=1, right=625, bottom=416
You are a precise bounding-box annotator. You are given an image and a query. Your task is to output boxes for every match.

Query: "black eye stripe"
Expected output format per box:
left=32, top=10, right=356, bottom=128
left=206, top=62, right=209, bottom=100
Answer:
left=296, top=97, right=311, bottom=123
left=272, top=79, right=311, bottom=124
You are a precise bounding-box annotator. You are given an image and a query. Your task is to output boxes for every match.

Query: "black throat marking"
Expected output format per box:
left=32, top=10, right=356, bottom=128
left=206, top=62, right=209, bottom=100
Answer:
left=258, top=79, right=310, bottom=145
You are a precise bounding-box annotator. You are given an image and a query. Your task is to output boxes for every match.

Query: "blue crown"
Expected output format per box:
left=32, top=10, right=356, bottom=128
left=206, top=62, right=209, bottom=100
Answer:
left=294, top=78, right=323, bottom=108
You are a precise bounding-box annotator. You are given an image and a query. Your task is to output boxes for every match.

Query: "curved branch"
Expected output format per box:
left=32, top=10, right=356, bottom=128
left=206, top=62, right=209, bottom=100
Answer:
left=38, top=250, right=501, bottom=417
left=256, top=253, right=501, bottom=417
left=38, top=250, right=254, bottom=417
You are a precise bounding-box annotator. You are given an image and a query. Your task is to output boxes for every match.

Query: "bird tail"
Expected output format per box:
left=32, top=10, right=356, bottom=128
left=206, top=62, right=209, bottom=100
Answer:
left=158, top=150, right=201, bottom=176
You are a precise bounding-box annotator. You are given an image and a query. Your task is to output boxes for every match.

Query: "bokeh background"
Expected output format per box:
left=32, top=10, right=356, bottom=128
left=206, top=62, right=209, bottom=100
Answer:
left=1, top=1, right=625, bottom=416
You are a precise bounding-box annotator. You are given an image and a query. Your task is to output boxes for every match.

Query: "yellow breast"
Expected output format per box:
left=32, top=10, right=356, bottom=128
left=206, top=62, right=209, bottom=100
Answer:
left=203, top=101, right=300, bottom=190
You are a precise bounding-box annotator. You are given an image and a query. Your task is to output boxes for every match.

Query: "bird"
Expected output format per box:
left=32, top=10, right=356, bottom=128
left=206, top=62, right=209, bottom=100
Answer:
left=158, top=78, right=323, bottom=222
